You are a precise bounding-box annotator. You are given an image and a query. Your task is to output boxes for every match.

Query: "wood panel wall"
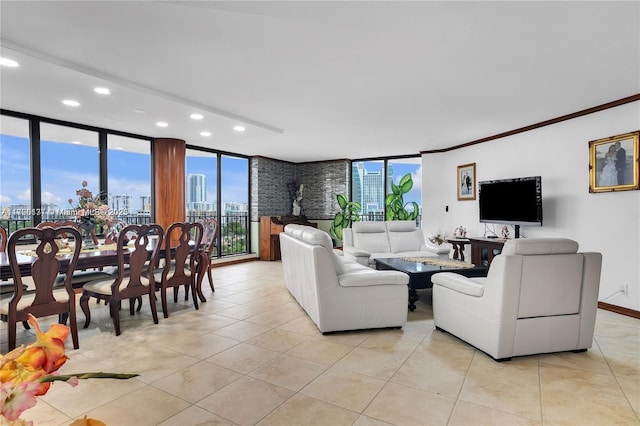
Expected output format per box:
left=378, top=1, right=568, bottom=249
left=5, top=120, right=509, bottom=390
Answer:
left=153, top=138, right=185, bottom=231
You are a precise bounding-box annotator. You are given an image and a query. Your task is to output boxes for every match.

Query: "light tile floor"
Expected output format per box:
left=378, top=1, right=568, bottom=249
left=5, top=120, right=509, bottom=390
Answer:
left=2, top=260, right=639, bottom=426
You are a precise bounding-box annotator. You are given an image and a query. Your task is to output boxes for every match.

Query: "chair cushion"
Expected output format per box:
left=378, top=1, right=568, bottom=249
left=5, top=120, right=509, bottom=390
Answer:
left=0, top=289, right=70, bottom=315
left=83, top=275, right=151, bottom=295
left=55, top=270, right=114, bottom=288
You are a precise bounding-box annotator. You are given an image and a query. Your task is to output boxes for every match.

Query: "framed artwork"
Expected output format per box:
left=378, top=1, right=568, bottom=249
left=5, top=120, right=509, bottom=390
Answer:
left=589, top=131, right=639, bottom=193
left=457, top=163, right=476, bottom=200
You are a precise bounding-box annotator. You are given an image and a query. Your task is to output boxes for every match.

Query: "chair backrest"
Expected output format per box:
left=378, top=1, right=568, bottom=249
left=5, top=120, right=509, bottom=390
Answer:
left=114, top=223, right=164, bottom=293
left=36, top=220, right=98, bottom=245
left=497, top=238, right=590, bottom=318
left=104, top=220, right=128, bottom=245
left=385, top=220, right=424, bottom=253
left=284, top=224, right=345, bottom=274
left=349, top=221, right=390, bottom=253
left=0, top=225, right=7, bottom=252
left=7, top=226, right=82, bottom=315
left=162, top=222, right=203, bottom=285
left=197, top=218, right=219, bottom=257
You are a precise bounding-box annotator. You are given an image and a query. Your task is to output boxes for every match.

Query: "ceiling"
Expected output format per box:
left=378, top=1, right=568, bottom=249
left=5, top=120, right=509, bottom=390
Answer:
left=1, top=1, right=638, bottom=163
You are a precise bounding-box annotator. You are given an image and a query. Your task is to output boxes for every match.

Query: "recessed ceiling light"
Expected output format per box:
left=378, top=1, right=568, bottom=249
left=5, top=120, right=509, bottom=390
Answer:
left=71, top=141, right=82, bottom=145
left=94, top=87, right=111, bottom=95
left=233, top=125, right=246, bottom=132
left=156, top=121, right=168, bottom=127
left=62, top=99, right=80, bottom=107
left=190, top=113, right=204, bottom=120
left=116, top=147, right=124, bottom=150
left=200, top=131, right=211, bottom=137
left=133, top=109, right=145, bottom=114
left=0, top=57, right=19, bottom=67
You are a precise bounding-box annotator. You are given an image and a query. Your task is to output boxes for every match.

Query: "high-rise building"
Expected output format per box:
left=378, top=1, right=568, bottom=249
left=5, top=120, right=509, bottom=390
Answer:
left=362, top=170, right=384, bottom=214
left=109, top=195, right=132, bottom=214
left=352, top=162, right=363, bottom=209
left=186, top=174, right=206, bottom=204
left=140, top=195, right=151, bottom=211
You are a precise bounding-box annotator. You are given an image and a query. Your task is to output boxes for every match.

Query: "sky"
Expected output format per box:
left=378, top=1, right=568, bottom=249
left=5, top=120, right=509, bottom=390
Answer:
left=1, top=133, right=420, bottom=216
left=0, top=134, right=249, bottom=215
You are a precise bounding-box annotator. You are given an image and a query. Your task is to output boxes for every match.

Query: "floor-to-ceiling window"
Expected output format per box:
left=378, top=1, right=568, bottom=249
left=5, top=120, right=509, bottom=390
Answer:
left=107, top=135, right=152, bottom=224
left=40, top=123, right=100, bottom=221
left=220, top=154, right=249, bottom=256
left=1, top=111, right=153, bottom=233
left=185, top=147, right=249, bottom=258
left=351, top=156, right=421, bottom=223
left=0, top=115, right=31, bottom=232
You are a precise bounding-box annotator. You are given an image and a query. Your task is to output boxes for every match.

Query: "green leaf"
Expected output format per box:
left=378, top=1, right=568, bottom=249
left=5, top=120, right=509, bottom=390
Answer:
left=333, top=213, right=344, bottom=227
left=384, top=193, right=396, bottom=206
left=336, top=194, right=348, bottom=210
left=399, top=173, right=412, bottom=187
left=391, top=182, right=401, bottom=195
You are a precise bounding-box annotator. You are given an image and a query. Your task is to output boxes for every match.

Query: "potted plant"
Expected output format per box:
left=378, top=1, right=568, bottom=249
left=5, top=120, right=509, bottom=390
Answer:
left=329, top=194, right=362, bottom=244
left=385, top=173, right=419, bottom=221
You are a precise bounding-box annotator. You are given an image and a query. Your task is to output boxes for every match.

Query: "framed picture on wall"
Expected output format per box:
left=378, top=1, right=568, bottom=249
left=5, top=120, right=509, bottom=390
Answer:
left=457, top=163, right=476, bottom=200
left=589, top=131, right=639, bottom=193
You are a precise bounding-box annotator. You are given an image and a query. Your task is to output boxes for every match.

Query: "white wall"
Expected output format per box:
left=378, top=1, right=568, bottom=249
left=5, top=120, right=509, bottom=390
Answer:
left=422, top=101, right=640, bottom=311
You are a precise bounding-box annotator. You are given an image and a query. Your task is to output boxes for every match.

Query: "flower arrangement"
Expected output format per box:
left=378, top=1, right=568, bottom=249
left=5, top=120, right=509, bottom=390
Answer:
left=68, top=181, right=112, bottom=226
left=0, top=314, right=137, bottom=425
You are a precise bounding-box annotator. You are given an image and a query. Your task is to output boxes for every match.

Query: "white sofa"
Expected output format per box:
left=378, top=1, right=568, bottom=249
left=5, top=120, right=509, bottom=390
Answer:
left=280, top=224, right=409, bottom=333
left=431, top=238, right=602, bottom=361
left=342, top=221, right=448, bottom=267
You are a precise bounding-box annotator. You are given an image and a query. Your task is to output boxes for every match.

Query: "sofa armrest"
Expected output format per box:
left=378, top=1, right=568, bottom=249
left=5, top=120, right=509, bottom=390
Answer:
left=431, top=272, right=485, bottom=297
left=339, top=270, right=409, bottom=287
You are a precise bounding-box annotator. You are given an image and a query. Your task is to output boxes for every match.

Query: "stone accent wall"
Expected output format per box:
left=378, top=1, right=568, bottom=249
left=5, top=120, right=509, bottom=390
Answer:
left=250, top=157, right=296, bottom=222
left=296, top=160, right=349, bottom=220
left=250, top=157, right=349, bottom=222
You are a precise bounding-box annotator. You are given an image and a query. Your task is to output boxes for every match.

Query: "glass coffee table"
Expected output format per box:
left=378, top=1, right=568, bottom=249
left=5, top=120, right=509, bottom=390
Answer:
left=374, top=257, right=487, bottom=311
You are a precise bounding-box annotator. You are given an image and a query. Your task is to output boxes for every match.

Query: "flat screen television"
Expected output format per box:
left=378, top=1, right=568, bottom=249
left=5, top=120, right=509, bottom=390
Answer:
left=478, top=176, right=542, bottom=237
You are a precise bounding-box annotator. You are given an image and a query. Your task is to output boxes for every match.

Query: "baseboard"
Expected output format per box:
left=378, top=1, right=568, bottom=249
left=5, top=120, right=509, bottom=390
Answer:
left=598, top=301, right=640, bottom=319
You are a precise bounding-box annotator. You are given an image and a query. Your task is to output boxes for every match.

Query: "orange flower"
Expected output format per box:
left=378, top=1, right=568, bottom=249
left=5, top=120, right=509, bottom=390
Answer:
left=69, top=416, right=107, bottom=426
left=16, top=315, right=69, bottom=374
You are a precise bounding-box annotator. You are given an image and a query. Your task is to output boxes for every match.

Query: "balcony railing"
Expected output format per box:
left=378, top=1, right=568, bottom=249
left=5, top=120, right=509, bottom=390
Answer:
left=1, top=213, right=249, bottom=257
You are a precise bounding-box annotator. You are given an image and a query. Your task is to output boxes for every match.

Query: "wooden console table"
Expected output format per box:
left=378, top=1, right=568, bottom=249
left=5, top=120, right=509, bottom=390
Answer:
left=468, top=237, right=506, bottom=267
left=260, top=215, right=316, bottom=261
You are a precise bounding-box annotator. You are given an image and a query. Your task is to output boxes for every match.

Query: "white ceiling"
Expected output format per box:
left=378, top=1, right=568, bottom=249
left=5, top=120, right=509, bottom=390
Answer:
left=1, top=1, right=638, bottom=163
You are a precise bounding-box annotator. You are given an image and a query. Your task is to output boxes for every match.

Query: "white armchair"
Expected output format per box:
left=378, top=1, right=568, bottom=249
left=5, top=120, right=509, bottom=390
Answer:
left=431, top=238, right=602, bottom=361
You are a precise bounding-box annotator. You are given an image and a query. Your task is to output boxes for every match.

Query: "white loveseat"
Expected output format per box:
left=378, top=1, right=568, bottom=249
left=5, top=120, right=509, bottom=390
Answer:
left=342, top=221, right=448, bottom=267
left=431, top=238, right=602, bottom=361
left=280, top=224, right=409, bottom=333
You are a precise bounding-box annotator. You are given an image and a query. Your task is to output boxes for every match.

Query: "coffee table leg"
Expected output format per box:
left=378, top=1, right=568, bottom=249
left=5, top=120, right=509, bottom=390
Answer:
left=408, top=288, right=419, bottom=311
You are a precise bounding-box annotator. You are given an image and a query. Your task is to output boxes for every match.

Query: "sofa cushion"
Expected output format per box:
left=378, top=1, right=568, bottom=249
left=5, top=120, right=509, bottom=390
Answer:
left=351, top=222, right=390, bottom=253
left=386, top=221, right=424, bottom=253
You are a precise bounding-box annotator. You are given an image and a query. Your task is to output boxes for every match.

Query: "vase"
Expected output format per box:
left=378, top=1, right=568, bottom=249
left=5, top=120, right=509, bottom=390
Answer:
left=78, top=215, right=97, bottom=249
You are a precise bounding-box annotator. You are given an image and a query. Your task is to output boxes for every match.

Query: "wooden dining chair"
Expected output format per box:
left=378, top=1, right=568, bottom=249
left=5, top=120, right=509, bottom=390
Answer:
left=0, top=224, right=7, bottom=252
left=79, top=223, right=164, bottom=336
left=37, top=220, right=99, bottom=246
left=36, top=221, right=113, bottom=289
left=153, top=221, right=203, bottom=318
left=196, top=218, right=219, bottom=299
left=1, top=226, right=82, bottom=350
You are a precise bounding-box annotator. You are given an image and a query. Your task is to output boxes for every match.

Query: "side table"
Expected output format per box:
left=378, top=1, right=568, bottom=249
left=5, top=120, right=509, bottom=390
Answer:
left=445, top=238, right=470, bottom=262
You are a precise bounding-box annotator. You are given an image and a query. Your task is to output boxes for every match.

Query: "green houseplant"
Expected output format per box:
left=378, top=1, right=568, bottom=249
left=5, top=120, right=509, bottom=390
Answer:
left=329, top=194, right=362, bottom=242
left=385, top=173, right=419, bottom=221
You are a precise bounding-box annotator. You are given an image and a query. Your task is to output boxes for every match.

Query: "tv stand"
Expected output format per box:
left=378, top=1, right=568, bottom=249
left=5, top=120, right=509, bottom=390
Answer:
left=468, top=237, right=506, bottom=267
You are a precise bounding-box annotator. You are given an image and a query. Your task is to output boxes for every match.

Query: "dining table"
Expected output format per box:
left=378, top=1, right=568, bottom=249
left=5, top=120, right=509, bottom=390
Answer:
left=0, top=239, right=209, bottom=303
